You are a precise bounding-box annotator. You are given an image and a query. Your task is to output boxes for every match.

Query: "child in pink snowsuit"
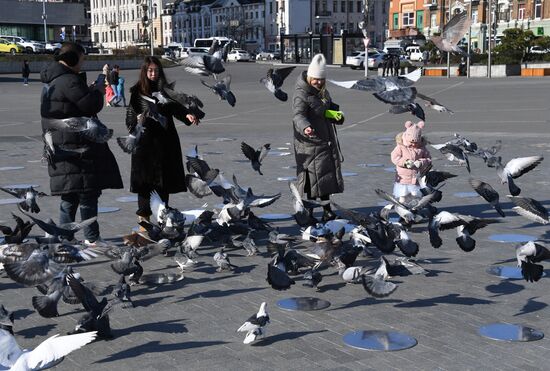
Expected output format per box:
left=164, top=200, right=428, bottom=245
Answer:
left=390, top=120, right=432, bottom=203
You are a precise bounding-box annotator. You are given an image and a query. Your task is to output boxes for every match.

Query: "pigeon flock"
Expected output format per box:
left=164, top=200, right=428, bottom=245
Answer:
left=1, top=20, right=549, bottom=367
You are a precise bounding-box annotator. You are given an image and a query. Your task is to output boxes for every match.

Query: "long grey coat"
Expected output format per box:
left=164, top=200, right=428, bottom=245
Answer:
left=292, top=71, right=344, bottom=199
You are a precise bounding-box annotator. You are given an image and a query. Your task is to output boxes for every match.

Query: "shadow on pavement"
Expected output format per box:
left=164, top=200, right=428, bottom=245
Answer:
left=485, top=281, right=524, bottom=297
left=328, top=297, right=403, bottom=311
left=253, top=330, right=328, bottom=346
left=174, top=287, right=264, bottom=303
left=115, top=318, right=188, bottom=338
left=514, top=296, right=548, bottom=316
left=394, top=293, right=493, bottom=308
left=18, top=323, right=56, bottom=338
left=95, top=340, right=228, bottom=363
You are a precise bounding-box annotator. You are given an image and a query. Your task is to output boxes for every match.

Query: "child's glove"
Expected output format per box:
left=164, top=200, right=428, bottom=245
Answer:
left=413, top=160, right=422, bottom=169
left=404, top=159, right=414, bottom=169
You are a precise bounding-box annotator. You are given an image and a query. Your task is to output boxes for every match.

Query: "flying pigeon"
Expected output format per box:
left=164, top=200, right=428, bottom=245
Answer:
left=41, top=117, right=113, bottom=143
left=415, top=92, right=454, bottom=114
left=516, top=241, right=550, bottom=282
left=0, top=329, right=97, bottom=371
left=431, top=143, right=471, bottom=172
left=116, top=116, right=145, bottom=154
left=18, top=210, right=97, bottom=242
left=260, top=66, right=296, bottom=101
left=201, top=75, right=236, bottom=107
left=431, top=11, right=472, bottom=56
left=180, top=53, right=225, bottom=76
left=508, top=196, right=549, bottom=225
left=241, top=142, right=270, bottom=175
left=237, top=302, right=269, bottom=344
left=160, top=81, right=206, bottom=119
left=0, top=186, right=47, bottom=214
left=496, top=155, right=543, bottom=196
left=361, top=257, right=398, bottom=298
left=289, top=182, right=324, bottom=227
left=468, top=178, right=505, bottom=217
left=0, top=214, right=34, bottom=244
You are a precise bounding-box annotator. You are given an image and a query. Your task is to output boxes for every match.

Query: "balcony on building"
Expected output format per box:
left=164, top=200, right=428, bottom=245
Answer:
left=108, top=21, right=117, bottom=29
left=315, top=10, right=332, bottom=18
left=390, top=27, right=420, bottom=39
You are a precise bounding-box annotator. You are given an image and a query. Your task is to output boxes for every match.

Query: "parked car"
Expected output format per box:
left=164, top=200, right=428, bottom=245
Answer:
left=346, top=51, right=366, bottom=69
left=0, top=36, right=45, bottom=53
left=256, top=51, right=276, bottom=61
left=187, top=47, right=209, bottom=58
left=406, top=45, right=423, bottom=61
left=0, top=38, right=23, bottom=54
left=227, top=49, right=251, bottom=62
left=529, top=46, right=549, bottom=54
left=45, top=42, right=62, bottom=54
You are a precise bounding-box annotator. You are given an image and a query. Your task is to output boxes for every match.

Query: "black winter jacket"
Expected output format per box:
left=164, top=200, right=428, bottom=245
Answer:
left=125, top=83, right=191, bottom=194
left=292, top=71, right=344, bottom=199
left=40, top=62, right=123, bottom=195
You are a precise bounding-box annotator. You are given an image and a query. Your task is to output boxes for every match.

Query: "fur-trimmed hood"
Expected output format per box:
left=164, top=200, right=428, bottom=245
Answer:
left=395, top=132, right=427, bottom=147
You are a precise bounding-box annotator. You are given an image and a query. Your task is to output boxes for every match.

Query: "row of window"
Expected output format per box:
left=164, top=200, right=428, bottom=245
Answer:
left=95, top=26, right=158, bottom=44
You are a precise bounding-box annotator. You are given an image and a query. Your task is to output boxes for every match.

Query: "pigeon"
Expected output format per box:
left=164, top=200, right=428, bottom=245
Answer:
left=468, top=178, right=505, bottom=217
left=32, top=266, right=82, bottom=318
left=0, top=305, right=14, bottom=334
left=386, top=257, right=428, bottom=276
left=112, top=275, right=134, bottom=307
left=146, top=191, right=186, bottom=240
left=42, top=131, right=88, bottom=169
left=260, top=66, right=296, bottom=101
left=110, top=249, right=145, bottom=285
left=415, top=92, right=454, bottom=114
left=175, top=234, right=204, bottom=258
left=361, top=257, right=397, bottom=298
left=41, top=116, right=113, bottom=143
left=160, top=81, right=206, bottom=120
left=18, top=210, right=97, bottom=242
left=0, top=187, right=47, bottom=214
left=418, top=168, right=457, bottom=189
left=240, top=142, right=270, bottom=175
left=116, top=117, right=145, bottom=154
left=181, top=54, right=225, bottom=76
left=213, top=247, right=234, bottom=272
left=431, top=11, right=472, bottom=56
left=496, top=155, right=543, bottom=196
left=428, top=211, right=499, bottom=250
left=289, top=182, right=323, bottom=227
left=431, top=143, right=471, bottom=172
left=237, top=302, right=269, bottom=344
left=66, top=274, right=114, bottom=339
left=388, top=102, right=425, bottom=120
left=0, top=329, right=97, bottom=371
left=231, top=232, right=258, bottom=256
left=516, top=241, right=550, bottom=282
left=247, top=211, right=274, bottom=232
left=0, top=214, right=34, bottom=244
left=388, top=222, right=419, bottom=257
left=201, top=75, right=236, bottom=107
left=232, top=175, right=281, bottom=208
left=329, top=69, right=422, bottom=113
left=508, top=196, right=549, bottom=225
left=303, top=269, right=322, bottom=290
left=174, top=252, right=197, bottom=272
left=266, top=262, right=295, bottom=290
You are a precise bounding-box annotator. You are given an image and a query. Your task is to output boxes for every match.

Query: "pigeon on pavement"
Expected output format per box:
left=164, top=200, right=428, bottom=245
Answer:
left=237, top=302, right=269, bottom=344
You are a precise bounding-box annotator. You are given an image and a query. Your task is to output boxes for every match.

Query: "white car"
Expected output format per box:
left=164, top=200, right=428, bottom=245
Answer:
left=406, top=45, right=423, bottom=61
left=45, top=42, right=62, bottom=54
left=530, top=46, right=549, bottom=54
left=227, top=49, right=251, bottom=62
left=256, top=51, right=275, bottom=61
left=0, top=36, right=45, bottom=53
left=346, top=51, right=365, bottom=69
left=187, top=47, right=209, bottom=58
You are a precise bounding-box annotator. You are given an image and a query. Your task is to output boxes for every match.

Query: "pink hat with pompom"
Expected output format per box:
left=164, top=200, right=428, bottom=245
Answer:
left=402, top=120, right=425, bottom=146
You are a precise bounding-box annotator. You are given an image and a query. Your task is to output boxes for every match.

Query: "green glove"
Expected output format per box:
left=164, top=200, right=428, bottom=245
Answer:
left=324, top=110, right=344, bottom=121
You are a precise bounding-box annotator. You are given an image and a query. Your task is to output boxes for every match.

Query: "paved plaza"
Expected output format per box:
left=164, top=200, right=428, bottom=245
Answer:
left=0, top=63, right=550, bottom=370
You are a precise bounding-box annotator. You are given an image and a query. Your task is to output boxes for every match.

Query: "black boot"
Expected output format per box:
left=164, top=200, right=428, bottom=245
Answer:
left=321, top=204, right=337, bottom=222
left=306, top=208, right=319, bottom=226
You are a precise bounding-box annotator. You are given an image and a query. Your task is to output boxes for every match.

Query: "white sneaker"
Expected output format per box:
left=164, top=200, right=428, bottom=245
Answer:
left=84, top=237, right=109, bottom=248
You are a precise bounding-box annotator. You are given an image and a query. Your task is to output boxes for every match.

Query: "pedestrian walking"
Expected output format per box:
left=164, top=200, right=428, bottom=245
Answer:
left=22, top=60, right=30, bottom=85
left=110, top=65, right=120, bottom=106
left=116, top=75, right=126, bottom=107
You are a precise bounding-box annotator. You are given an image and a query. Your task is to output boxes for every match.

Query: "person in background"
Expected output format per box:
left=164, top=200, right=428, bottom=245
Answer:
left=110, top=65, right=120, bottom=105
left=40, top=42, right=123, bottom=247
left=22, top=60, right=30, bottom=85
left=116, top=75, right=126, bottom=107
left=292, top=53, right=344, bottom=223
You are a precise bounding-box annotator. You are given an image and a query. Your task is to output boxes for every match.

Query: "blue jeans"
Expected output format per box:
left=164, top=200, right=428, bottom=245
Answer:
left=59, top=191, right=101, bottom=241
left=23, top=77, right=28, bottom=84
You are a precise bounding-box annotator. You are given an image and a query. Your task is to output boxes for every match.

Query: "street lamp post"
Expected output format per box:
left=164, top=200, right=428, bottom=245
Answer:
left=488, top=0, right=492, bottom=78
left=150, top=0, right=155, bottom=55
left=360, top=0, right=369, bottom=77
left=42, top=0, right=48, bottom=43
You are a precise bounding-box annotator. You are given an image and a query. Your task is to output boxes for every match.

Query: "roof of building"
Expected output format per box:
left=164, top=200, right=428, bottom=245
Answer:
left=0, top=0, right=86, bottom=26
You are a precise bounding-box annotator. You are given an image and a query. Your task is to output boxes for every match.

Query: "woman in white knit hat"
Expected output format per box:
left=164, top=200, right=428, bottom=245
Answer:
left=292, top=53, right=344, bottom=223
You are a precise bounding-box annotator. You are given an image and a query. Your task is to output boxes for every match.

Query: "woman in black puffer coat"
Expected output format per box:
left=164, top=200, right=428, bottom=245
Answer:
left=125, top=56, right=199, bottom=226
left=40, top=42, right=123, bottom=246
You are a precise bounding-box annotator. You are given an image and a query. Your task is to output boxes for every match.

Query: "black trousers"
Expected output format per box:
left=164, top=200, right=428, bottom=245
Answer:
left=136, top=190, right=169, bottom=217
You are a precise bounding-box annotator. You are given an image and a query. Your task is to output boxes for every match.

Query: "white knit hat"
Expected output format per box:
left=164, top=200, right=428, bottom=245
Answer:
left=307, top=54, right=327, bottom=79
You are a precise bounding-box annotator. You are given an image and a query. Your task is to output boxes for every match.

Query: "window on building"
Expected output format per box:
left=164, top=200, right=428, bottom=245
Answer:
left=269, top=1, right=272, bottom=14
left=341, top=22, right=345, bottom=31
left=322, top=0, right=327, bottom=11
left=393, top=13, right=399, bottom=29
left=472, top=9, right=478, bottom=23
left=357, top=1, right=361, bottom=13
left=370, top=9, right=375, bottom=20
left=315, top=22, right=320, bottom=33
left=349, top=22, right=354, bottom=30
left=348, top=1, right=353, bottom=12
left=518, top=4, right=525, bottom=20
left=403, top=12, right=414, bottom=26
left=535, top=0, right=542, bottom=18
left=334, top=1, right=338, bottom=13
left=341, top=1, right=345, bottom=12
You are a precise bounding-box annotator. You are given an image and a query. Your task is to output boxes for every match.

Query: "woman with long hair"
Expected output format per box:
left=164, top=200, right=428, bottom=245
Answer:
left=125, top=56, right=199, bottom=228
